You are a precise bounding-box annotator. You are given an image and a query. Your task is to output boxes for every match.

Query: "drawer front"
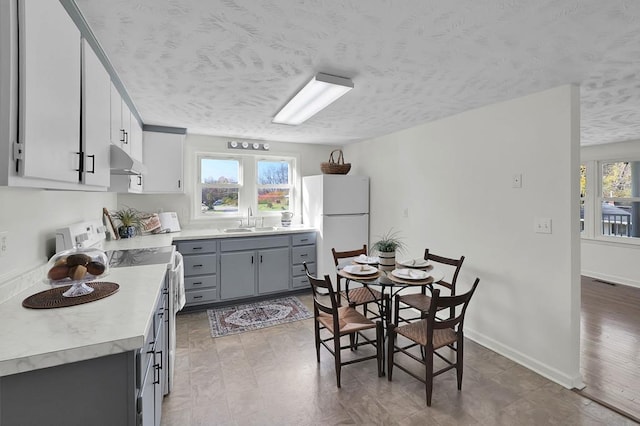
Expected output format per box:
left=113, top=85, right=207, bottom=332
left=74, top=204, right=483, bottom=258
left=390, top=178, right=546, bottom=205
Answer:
left=292, top=262, right=315, bottom=277
left=221, top=235, right=289, bottom=252
left=176, top=240, right=217, bottom=255
left=184, top=254, right=217, bottom=275
left=185, top=288, right=218, bottom=305
left=185, top=275, right=217, bottom=291
left=292, top=245, right=316, bottom=264
left=292, top=275, right=310, bottom=289
left=292, top=232, right=316, bottom=246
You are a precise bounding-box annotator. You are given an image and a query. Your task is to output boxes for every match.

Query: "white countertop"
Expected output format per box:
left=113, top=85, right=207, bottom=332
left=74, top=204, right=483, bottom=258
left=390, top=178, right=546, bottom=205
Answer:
left=0, top=226, right=316, bottom=377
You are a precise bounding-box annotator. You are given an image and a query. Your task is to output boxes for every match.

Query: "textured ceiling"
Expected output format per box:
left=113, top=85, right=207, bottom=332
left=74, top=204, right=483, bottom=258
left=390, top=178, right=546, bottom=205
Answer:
left=75, top=0, right=640, bottom=146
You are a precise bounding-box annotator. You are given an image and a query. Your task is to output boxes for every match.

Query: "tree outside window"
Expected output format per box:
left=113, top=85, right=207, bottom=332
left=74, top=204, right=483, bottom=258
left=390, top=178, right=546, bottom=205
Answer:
left=199, top=157, right=240, bottom=214
left=257, top=160, right=291, bottom=212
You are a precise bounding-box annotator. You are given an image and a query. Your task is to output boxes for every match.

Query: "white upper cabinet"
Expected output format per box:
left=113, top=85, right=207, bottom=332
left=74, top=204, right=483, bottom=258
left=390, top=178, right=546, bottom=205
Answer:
left=143, top=131, right=184, bottom=193
left=18, top=0, right=81, bottom=183
left=81, top=39, right=110, bottom=187
left=110, top=83, right=128, bottom=153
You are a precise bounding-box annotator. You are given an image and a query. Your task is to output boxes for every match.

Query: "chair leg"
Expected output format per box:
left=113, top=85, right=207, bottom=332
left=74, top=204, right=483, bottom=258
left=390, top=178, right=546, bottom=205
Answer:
left=362, top=302, right=368, bottom=317
left=314, top=320, right=321, bottom=363
left=393, top=294, right=400, bottom=325
left=376, top=321, right=384, bottom=377
left=349, top=333, right=356, bottom=351
left=457, top=336, right=464, bottom=390
left=425, top=345, right=434, bottom=406
left=387, top=324, right=396, bottom=381
left=334, top=334, right=342, bottom=388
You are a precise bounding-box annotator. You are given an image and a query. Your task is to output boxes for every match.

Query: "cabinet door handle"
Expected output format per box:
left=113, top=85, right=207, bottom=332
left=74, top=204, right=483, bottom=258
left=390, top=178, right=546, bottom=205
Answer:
left=120, top=129, right=126, bottom=143
left=192, top=247, right=202, bottom=250
left=300, top=253, right=308, bottom=257
left=251, top=255, right=254, bottom=264
left=193, top=264, right=203, bottom=268
left=156, top=350, right=163, bottom=370
left=124, top=131, right=129, bottom=144
left=193, top=281, right=202, bottom=286
left=193, top=295, right=203, bottom=299
left=300, top=238, right=308, bottom=242
left=178, top=179, right=181, bottom=189
left=86, top=155, right=95, bottom=173
left=260, top=255, right=263, bottom=263
left=137, top=175, right=142, bottom=185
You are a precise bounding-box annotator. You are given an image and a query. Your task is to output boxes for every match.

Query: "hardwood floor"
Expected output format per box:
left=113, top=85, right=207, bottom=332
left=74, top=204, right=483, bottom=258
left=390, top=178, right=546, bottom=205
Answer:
left=579, top=276, right=640, bottom=423
left=161, top=293, right=634, bottom=425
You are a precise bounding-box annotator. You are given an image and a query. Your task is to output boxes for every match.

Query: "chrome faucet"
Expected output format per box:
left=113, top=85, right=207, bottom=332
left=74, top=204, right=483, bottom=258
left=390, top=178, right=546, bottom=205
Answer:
left=247, top=206, right=253, bottom=227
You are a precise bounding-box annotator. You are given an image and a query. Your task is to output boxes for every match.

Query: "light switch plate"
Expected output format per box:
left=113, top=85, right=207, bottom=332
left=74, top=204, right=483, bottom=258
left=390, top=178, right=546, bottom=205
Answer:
left=534, top=217, right=552, bottom=234
left=0, top=231, right=7, bottom=256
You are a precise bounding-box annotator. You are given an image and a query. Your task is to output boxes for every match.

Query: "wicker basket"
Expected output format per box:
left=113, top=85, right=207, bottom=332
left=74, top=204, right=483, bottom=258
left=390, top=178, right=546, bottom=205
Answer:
left=321, top=149, right=351, bottom=175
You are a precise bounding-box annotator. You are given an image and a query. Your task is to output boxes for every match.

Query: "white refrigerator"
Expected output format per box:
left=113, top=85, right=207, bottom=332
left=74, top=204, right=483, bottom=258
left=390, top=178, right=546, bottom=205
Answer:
left=302, top=175, right=370, bottom=278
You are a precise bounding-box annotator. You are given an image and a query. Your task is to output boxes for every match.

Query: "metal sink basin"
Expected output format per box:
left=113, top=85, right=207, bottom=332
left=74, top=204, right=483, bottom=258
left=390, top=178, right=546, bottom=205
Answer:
left=221, top=226, right=279, bottom=233
left=222, top=227, right=255, bottom=233
left=253, top=226, right=278, bottom=232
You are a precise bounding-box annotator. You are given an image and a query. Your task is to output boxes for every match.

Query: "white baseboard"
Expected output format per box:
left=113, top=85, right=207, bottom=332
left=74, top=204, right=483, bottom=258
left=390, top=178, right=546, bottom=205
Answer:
left=465, top=327, right=584, bottom=390
left=580, top=270, right=640, bottom=289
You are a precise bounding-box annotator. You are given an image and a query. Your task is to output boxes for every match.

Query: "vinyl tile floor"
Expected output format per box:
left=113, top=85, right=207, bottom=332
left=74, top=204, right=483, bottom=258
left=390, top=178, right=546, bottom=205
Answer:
left=161, top=294, right=635, bottom=426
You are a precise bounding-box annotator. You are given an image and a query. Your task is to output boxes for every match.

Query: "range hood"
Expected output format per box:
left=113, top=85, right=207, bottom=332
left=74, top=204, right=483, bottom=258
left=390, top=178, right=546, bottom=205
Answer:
left=110, top=144, right=146, bottom=175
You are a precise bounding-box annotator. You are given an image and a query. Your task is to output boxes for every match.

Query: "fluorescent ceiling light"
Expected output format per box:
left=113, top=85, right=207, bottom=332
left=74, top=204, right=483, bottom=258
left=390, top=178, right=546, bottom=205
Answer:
left=272, top=73, right=354, bottom=125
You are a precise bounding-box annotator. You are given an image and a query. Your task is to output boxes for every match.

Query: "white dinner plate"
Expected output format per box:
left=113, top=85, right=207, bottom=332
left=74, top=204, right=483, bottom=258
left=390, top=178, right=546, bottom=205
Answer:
left=353, top=254, right=380, bottom=265
left=392, top=268, right=429, bottom=280
left=397, top=258, right=429, bottom=268
left=343, top=264, right=378, bottom=276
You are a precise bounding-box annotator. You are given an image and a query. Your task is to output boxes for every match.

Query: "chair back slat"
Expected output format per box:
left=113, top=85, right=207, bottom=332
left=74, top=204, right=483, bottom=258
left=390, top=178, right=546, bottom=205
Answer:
left=424, top=249, right=464, bottom=293
left=332, top=245, right=368, bottom=266
left=304, top=262, right=339, bottom=316
left=427, top=278, right=480, bottom=333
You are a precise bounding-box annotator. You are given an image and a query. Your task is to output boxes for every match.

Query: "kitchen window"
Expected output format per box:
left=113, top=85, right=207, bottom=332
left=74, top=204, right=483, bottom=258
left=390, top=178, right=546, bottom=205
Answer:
left=257, top=159, right=292, bottom=212
left=196, top=153, right=297, bottom=219
left=198, top=157, right=241, bottom=215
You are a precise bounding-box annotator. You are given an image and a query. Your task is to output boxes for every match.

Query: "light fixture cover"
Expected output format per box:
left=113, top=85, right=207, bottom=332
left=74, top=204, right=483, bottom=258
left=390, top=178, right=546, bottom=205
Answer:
left=272, top=73, right=354, bottom=125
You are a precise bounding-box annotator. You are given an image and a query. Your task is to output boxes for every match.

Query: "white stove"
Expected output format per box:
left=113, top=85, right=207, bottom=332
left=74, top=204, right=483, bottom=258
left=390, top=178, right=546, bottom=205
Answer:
left=55, top=219, right=107, bottom=252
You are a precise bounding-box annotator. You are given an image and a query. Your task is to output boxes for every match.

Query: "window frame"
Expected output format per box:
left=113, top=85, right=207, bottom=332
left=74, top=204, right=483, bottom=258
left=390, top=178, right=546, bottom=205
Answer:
left=193, top=151, right=298, bottom=222
left=256, top=157, right=294, bottom=214
left=581, top=158, right=640, bottom=245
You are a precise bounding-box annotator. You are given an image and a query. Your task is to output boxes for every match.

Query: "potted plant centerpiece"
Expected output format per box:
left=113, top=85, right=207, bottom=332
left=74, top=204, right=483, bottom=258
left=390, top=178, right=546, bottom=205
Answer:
left=112, top=207, right=145, bottom=239
left=371, top=229, right=406, bottom=271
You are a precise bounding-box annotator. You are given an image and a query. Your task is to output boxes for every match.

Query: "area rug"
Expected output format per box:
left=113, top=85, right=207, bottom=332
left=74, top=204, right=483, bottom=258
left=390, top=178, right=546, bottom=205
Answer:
left=207, top=296, right=312, bottom=337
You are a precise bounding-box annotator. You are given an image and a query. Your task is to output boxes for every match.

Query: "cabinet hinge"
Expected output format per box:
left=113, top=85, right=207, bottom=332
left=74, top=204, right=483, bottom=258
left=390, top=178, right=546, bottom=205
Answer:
left=12, top=141, right=24, bottom=161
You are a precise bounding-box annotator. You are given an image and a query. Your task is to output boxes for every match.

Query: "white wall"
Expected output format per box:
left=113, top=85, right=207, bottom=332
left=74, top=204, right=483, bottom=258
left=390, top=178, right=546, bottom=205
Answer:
left=119, top=134, right=339, bottom=228
left=0, top=187, right=116, bottom=282
left=343, top=85, right=582, bottom=388
left=580, top=139, right=640, bottom=288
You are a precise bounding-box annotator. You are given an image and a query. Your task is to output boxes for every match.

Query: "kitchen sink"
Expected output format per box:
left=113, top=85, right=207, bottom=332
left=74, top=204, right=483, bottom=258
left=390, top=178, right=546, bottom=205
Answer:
left=222, top=227, right=255, bottom=233
left=221, top=226, right=280, bottom=233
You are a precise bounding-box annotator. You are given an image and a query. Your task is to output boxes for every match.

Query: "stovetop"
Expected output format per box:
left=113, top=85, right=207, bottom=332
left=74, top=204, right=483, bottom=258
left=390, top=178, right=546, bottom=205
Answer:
left=106, top=246, right=175, bottom=268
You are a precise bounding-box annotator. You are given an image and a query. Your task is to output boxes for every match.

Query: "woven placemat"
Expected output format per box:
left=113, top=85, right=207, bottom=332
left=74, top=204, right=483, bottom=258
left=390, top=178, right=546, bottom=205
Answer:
left=22, top=282, right=120, bottom=309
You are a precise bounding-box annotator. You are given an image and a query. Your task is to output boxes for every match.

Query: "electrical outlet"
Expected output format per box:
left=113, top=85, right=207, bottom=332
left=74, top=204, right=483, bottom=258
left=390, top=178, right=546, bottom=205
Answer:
left=0, top=231, right=7, bottom=257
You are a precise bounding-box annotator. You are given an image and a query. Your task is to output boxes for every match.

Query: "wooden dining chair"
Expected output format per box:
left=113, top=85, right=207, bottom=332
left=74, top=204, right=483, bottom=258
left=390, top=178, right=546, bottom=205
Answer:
left=388, top=278, right=480, bottom=406
left=394, top=249, right=464, bottom=325
left=304, top=262, right=384, bottom=388
left=332, top=245, right=388, bottom=321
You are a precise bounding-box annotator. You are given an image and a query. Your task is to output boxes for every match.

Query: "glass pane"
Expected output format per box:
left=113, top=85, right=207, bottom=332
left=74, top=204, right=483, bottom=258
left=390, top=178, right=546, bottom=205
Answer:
left=257, top=160, right=289, bottom=185
left=201, top=188, right=238, bottom=214
left=600, top=201, right=639, bottom=237
left=201, top=158, right=239, bottom=184
left=601, top=162, right=631, bottom=198
left=258, top=188, right=290, bottom=211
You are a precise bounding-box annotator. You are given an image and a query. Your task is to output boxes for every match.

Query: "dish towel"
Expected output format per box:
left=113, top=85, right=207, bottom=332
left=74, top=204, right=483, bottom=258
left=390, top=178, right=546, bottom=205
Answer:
left=174, top=251, right=186, bottom=311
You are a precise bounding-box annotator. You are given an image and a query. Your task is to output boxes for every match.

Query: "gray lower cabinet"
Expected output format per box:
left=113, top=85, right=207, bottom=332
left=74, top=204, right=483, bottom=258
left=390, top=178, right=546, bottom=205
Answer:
left=179, top=231, right=317, bottom=307
left=0, top=277, right=169, bottom=426
left=176, top=240, right=218, bottom=306
left=292, top=232, right=317, bottom=288
left=220, top=251, right=256, bottom=299
left=258, top=246, right=290, bottom=294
